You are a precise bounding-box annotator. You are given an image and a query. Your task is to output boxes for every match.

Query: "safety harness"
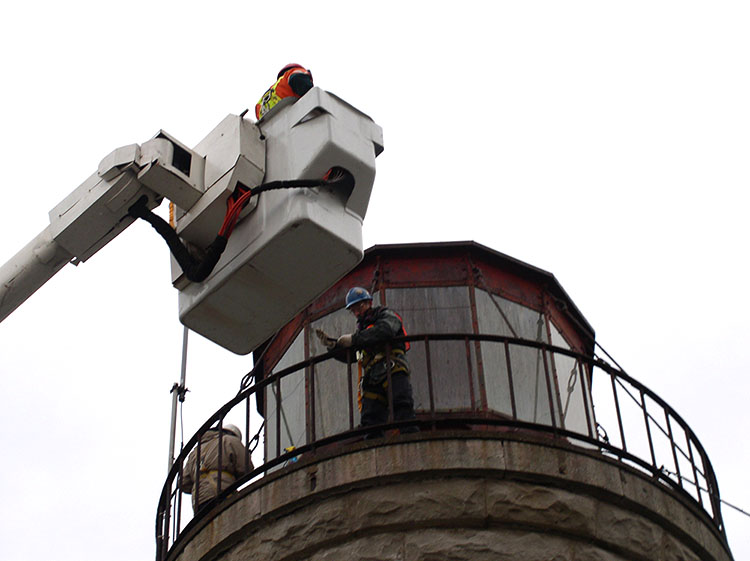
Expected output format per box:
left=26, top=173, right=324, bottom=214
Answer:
left=356, top=310, right=410, bottom=410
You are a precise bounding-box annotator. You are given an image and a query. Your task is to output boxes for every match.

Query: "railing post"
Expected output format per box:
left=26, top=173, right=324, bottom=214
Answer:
left=158, top=503, right=170, bottom=560
left=640, top=390, right=657, bottom=468
left=194, top=437, right=202, bottom=512
left=175, top=464, right=183, bottom=541
left=308, top=362, right=317, bottom=447
left=504, top=340, right=517, bottom=420
left=157, top=508, right=168, bottom=560
left=664, top=410, right=682, bottom=488
left=610, top=372, right=627, bottom=452
left=464, top=336, right=477, bottom=410
left=385, top=342, right=394, bottom=424
left=245, top=396, right=251, bottom=477
left=541, top=348, right=557, bottom=432
left=275, top=378, right=281, bottom=458
left=702, top=451, right=724, bottom=530
left=686, top=436, right=704, bottom=508
left=216, top=420, right=224, bottom=496
left=425, top=337, right=436, bottom=422
left=171, top=488, right=179, bottom=550
left=578, top=360, right=594, bottom=439
left=346, top=352, right=355, bottom=430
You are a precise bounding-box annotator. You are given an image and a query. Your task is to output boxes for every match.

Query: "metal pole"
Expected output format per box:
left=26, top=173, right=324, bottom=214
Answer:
left=167, top=326, right=190, bottom=472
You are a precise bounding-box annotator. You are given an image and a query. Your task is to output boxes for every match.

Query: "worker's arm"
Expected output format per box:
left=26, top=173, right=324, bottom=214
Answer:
left=288, top=72, right=313, bottom=97
left=328, top=343, right=357, bottom=364
left=227, top=437, right=252, bottom=476
left=313, top=328, right=353, bottom=363
left=178, top=451, right=196, bottom=493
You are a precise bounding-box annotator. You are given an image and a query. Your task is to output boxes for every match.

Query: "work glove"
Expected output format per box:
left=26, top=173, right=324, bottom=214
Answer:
left=337, top=334, right=354, bottom=348
left=315, top=328, right=337, bottom=351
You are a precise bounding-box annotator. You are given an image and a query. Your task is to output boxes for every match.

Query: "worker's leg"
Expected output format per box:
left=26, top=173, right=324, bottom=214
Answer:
left=392, top=373, right=418, bottom=433
left=360, top=392, right=387, bottom=439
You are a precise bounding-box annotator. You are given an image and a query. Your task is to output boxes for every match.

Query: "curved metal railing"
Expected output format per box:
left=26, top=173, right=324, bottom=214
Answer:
left=155, top=334, right=727, bottom=559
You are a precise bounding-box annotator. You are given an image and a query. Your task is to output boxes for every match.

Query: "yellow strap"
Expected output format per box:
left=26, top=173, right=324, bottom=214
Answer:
left=370, top=348, right=405, bottom=362
left=362, top=391, right=388, bottom=403
left=199, top=470, right=234, bottom=479
left=357, top=361, right=363, bottom=412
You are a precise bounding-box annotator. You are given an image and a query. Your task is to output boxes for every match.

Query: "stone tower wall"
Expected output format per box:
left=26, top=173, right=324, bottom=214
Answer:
left=170, top=433, right=732, bottom=561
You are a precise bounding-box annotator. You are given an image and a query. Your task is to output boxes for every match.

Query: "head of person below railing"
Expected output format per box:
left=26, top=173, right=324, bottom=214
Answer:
left=156, top=333, right=726, bottom=558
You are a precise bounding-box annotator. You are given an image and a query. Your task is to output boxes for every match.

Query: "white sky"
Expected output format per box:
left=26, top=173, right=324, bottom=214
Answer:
left=0, top=1, right=748, bottom=560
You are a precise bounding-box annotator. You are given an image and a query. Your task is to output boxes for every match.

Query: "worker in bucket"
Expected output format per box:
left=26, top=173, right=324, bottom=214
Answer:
left=179, top=424, right=251, bottom=513
left=320, top=287, right=418, bottom=439
left=255, top=63, right=314, bottom=120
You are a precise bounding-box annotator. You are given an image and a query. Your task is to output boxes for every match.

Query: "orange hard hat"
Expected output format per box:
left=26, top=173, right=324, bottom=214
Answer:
left=278, top=63, right=305, bottom=78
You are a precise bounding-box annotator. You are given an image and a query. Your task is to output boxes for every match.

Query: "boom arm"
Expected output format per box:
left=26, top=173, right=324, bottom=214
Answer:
left=0, top=227, right=74, bottom=322
left=0, top=135, right=203, bottom=323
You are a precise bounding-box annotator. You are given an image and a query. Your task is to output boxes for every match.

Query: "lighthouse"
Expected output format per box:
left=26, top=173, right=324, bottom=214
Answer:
left=158, top=241, right=733, bottom=561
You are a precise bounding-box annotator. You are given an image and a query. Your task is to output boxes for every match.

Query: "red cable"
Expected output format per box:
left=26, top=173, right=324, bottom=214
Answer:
left=219, top=188, right=252, bottom=238
left=218, top=169, right=337, bottom=238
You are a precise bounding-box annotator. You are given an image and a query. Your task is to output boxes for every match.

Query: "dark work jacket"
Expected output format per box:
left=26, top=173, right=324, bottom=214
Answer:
left=352, top=306, right=410, bottom=382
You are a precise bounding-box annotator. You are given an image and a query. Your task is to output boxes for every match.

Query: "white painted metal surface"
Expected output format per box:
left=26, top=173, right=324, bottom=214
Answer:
left=175, top=88, right=383, bottom=354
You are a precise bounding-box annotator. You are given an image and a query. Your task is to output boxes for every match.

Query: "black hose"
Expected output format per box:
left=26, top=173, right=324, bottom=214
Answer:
left=127, top=169, right=354, bottom=283
left=128, top=196, right=226, bottom=283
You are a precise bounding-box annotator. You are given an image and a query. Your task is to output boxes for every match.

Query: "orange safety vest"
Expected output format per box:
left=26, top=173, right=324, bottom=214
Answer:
left=255, top=67, right=311, bottom=119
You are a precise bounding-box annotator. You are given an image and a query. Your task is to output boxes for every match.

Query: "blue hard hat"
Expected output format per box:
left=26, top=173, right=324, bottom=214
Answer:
left=345, top=287, right=372, bottom=309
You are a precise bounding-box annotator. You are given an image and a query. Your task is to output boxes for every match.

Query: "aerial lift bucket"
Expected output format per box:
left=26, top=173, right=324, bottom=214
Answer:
left=172, top=88, right=384, bottom=354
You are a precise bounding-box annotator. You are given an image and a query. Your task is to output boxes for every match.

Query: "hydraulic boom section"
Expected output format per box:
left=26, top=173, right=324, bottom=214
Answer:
left=0, top=136, right=198, bottom=323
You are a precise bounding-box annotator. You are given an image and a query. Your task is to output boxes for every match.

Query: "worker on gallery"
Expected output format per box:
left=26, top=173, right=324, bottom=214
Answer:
left=325, top=287, right=418, bottom=438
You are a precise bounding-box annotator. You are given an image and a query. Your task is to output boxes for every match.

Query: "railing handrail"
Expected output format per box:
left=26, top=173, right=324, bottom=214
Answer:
left=156, top=333, right=726, bottom=559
